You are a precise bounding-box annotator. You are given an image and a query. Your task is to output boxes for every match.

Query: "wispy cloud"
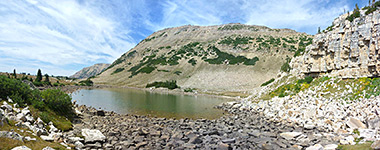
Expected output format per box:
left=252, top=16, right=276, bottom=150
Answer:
left=0, top=0, right=136, bottom=75
left=0, top=0, right=367, bottom=76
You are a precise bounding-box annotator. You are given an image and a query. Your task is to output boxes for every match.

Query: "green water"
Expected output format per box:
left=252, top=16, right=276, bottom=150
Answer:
left=71, top=88, right=230, bottom=119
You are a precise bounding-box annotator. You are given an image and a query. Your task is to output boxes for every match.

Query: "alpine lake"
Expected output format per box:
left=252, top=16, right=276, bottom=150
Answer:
left=71, top=88, right=230, bottom=119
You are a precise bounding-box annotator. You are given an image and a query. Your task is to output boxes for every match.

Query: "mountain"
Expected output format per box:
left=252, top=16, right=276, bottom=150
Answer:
left=70, top=63, right=110, bottom=79
left=94, top=23, right=312, bottom=94
left=291, top=6, right=380, bottom=78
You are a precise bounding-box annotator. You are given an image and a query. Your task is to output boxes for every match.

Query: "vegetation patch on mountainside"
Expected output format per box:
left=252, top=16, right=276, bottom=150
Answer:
left=146, top=80, right=180, bottom=90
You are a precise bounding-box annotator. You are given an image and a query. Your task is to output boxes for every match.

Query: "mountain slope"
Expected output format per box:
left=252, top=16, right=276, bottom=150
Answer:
left=70, top=63, right=110, bottom=79
left=94, top=23, right=312, bottom=94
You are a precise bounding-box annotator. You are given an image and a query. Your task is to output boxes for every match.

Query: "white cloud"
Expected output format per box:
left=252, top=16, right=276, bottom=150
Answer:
left=0, top=0, right=136, bottom=75
left=243, top=0, right=349, bottom=33
left=0, top=0, right=361, bottom=76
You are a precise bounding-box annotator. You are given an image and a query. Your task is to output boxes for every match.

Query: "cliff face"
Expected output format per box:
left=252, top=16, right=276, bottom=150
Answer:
left=291, top=9, right=380, bottom=78
left=70, top=63, right=110, bottom=79
left=94, top=23, right=312, bottom=93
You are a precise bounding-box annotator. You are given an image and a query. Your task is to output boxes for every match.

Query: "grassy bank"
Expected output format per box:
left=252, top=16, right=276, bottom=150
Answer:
left=0, top=75, right=75, bottom=149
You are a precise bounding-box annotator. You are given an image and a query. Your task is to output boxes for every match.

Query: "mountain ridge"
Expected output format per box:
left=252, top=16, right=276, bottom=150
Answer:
left=94, top=23, right=312, bottom=94
left=70, top=63, right=110, bottom=79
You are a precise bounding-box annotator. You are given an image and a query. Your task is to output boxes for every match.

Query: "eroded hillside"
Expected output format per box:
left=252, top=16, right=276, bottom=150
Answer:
left=94, top=24, right=312, bottom=94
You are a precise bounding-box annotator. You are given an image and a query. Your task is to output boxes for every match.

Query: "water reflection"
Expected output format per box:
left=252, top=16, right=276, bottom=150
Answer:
left=71, top=88, right=229, bottom=119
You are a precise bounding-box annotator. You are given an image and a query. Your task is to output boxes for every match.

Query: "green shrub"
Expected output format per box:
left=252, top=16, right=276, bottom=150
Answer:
left=184, top=88, right=194, bottom=92
left=346, top=9, right=360, bottom=22
left=0, top=75, right=35, bottom=106
left=188, top=58, right=197, bottom=66
left=261, top=78, right=275, bottom=86
left=174, top=71, right=182, bottom=75
left=41, top=89, right=73, bottom=116
left=79, top=79, right=93, bottom=86
left=297, top=76, right=314, bottom=84
left=365, top=6, right=377, bottom=15
left=111, top=68, right=124, bottom=75
left=205, top=46, right=259, bottom=66
left=146, top=80, right=180, bottom=90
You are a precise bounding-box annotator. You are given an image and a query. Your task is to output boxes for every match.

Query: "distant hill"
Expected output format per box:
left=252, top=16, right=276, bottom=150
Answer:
left=94, top=23, right=312, bottom=94
left=70, top=63, right=110, bottom=79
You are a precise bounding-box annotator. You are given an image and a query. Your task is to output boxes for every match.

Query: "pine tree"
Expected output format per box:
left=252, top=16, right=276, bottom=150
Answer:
left=36, top=69, right=42, bottom=82
left=318, top=27, right=321, bottom=34
left=13, top=69, right=17, bottom=78
left=44, top=74, right=50, bottom=83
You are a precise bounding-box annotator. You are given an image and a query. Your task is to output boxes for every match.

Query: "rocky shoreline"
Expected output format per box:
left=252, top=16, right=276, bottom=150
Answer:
left=3, top=88, right=380, bottom=149
left=64, top=102, right=342, bottom=150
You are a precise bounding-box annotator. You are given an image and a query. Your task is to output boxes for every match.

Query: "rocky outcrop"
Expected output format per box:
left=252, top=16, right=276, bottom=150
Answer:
left=70, top=63, right=110, bottom=79
left=291, top=9, right=380, bottom=78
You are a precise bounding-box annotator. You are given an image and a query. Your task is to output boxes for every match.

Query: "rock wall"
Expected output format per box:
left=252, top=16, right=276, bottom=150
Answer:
left=291, top=9, right=380, bottom=78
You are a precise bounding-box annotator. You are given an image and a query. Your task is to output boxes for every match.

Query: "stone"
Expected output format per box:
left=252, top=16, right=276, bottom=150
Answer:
left=218, top=143, right=230, bottom=150
left=25, top=115, right=33, bottom=122
left=135, top=141, right=148, bottom=148
left=49, top=124, right=58, bottom=133
left=21, top=108, right=30, bottom=116
left=340, top=135, right=355, bottom=145
left=24, top=136, right=36, bottom=141
left=67, top=136, right=84, bottom=144
left=81, top=129, right=106, bottom=143
left=0, top=131, right=23, bottom=141
left=346, top=117, right=366, bottom=129
left=74, top=141, right=84, bottom=149
left=279, top=132, right=303, bottom=140
left=40, top=135, right=54, bottom=141
left=16, top=113, right=26, bottom=122
left=97, top=110, right=105, bottom=116
left=324, top=144, right=338, bottom=150
left=188, top=135, right=202, bottom=144
left=1, top=102, right=12, bottom=111
left=222, top=138, right=235, bottom=144
left=371, top=140, right=380, bottom=150
left=11, top=146, right=31, bottom=150
left=42, top=146, right=55, bottom=150
left=305, top=144, right=323, bottom=150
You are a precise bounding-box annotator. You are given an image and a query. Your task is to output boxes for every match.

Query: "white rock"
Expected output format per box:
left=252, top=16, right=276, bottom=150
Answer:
left=324, top=144, right=338, bottom=150
left=11, top=146, right=31, bottom=150
left=16, top=113, right=26, bottom=122
left=81, top=129, right=106, bottom=143
left=21, top=108, right=30, bottom=116
left=74, top=141, right=84, bottom=148
left=25, top=115, right=33, bottom=122
left=40, top=135, right=54, bottom=141
left=305, top=144, right=323, bottom=150
left=346, top=117, right=366, bottom=129
left=24, top=136, right=36, bottom=141
left=42, top=146, right=55, bottom=150
left=340, top=135, right=355, bottom=145
left=49, top=124, right=58, bottom=133
left=279, top=132, right=303, bottom=140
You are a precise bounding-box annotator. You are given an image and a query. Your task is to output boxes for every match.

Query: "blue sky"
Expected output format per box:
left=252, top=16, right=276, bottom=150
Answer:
left=0, top=0, right=367, bottom=76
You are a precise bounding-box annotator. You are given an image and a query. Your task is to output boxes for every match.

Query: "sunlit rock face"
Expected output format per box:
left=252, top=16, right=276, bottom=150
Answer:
left=291, top=9, right=380, bottom=78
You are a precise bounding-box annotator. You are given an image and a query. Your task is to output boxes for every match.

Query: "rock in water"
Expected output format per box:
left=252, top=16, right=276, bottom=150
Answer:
left=81, top=129, right=106, bottom=143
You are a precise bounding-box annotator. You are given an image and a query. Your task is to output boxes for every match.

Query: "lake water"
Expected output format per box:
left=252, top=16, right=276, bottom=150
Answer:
left=71, top=88, right=230, bottom=119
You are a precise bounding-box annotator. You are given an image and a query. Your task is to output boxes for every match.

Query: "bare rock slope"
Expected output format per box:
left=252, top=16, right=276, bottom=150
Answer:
left=291, top=7, right=380, bottom=78
left=94, top=23, right=312, bottom=93
left=70, top=63, right=110, bottom=79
